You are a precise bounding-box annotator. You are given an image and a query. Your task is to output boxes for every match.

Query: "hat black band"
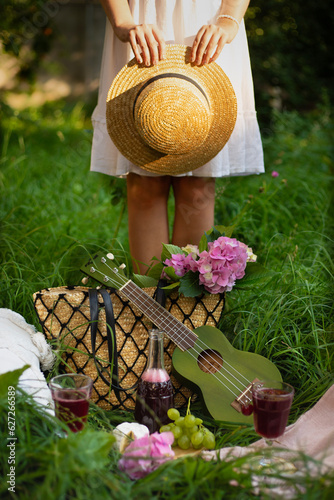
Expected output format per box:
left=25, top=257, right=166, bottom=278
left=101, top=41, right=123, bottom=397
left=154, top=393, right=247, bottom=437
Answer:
left=133, top=72, right=209, bottom=116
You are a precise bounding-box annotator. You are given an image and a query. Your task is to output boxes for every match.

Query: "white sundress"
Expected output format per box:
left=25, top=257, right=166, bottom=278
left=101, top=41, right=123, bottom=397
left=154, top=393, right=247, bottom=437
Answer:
left=90, top=0, right=264, bottom=178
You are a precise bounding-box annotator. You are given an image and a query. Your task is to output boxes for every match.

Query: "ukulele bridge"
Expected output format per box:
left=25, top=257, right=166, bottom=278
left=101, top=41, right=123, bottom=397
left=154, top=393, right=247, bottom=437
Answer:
left=231, top=378, right=259, bottom=413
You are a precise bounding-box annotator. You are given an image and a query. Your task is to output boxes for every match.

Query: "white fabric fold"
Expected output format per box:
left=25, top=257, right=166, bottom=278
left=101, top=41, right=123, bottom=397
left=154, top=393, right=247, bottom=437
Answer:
left=0, top=308, right=55, bottom=414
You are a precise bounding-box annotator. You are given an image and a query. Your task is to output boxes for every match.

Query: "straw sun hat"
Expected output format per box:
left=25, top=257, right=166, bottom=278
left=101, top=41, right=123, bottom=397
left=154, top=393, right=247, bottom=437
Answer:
left=106, top=44, right=237, bottom=175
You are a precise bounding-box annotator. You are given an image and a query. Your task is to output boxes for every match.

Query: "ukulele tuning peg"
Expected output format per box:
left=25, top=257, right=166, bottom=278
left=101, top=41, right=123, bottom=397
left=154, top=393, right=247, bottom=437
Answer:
left=81, top=276, right=89, bottom=285
left=101, top=257, right=106, bottom=264
left=107, top=253, right=114, bottom=260
left=119, top=263, right=126, bottom=270
left=90, top=267, right=96, bottom=273
left=103, top=276, right=109, bottom=282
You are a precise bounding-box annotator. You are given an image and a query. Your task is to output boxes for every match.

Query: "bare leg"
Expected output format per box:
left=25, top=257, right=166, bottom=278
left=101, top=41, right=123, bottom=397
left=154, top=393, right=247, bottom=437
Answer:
left=127, top=173, right=171, bottom=274
left=171, top=177, right=215, bottom=247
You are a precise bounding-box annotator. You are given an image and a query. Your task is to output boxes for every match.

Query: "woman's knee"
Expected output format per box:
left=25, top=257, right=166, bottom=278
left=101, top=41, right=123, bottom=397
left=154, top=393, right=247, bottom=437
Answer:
left=172, top=177, right=216, bottom=208
left=127, top=173, right=171, bottom=207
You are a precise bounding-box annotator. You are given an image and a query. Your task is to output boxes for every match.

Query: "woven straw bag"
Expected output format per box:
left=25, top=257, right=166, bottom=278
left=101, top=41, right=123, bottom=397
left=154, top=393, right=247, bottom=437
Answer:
left=33, top=285, right=224, bottom=411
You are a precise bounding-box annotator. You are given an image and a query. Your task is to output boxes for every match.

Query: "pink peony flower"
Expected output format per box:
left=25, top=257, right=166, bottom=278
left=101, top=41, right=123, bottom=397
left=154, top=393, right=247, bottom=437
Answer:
left=196, top=237, right=248, bottom=294
left=118, top=432, right=174, bottom=480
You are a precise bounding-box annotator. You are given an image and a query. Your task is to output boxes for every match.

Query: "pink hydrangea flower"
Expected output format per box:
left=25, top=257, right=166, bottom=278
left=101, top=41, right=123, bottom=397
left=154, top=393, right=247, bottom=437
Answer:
left=239, top=242, right=257, bottom=262
left=164, top=252, right=198, bottom=277
left=162, top=236, right=255, bottom=294
left=164, top=253, right=188, bottom=277
left=118, top=432, right=174, bottom=480
left=181, top=244, right=199, bottom=257
left=183, top=253, right=199, bottom=272
left=196, top=237, right=248, bottom=294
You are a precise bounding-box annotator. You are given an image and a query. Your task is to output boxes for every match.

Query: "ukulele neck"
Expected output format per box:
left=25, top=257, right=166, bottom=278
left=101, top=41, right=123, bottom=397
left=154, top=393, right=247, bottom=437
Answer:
left=120, top=280, right=197, bottom=351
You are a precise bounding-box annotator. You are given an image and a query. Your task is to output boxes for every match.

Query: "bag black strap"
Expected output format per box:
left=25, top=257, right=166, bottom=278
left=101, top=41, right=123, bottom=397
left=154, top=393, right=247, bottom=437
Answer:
left=88, top=282, right=167, bottom=405
left=155, top=279, right=167, bottom=307
left=89, top=288, right=137, bottom=405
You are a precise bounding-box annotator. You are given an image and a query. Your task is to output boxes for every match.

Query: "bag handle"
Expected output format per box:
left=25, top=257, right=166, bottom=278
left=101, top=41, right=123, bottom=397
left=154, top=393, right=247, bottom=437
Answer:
left=89, top=288, right=137, bottom=405
left=89, top=282, right=167, bottom=405
left=154, top=279, right=167, bottom=307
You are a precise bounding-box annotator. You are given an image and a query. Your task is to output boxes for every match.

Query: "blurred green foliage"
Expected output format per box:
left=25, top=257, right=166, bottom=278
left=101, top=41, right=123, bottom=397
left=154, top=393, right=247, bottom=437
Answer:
left=0, top=0, right=55, bottom=82
left=246, top=1, right=333, bottom=121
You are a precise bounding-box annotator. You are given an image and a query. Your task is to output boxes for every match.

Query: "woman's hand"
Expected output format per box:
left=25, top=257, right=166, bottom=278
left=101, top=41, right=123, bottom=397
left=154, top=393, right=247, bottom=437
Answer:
left=114, top=22, right=166, bottom=66
left=191, top=19, right=239, bottom=66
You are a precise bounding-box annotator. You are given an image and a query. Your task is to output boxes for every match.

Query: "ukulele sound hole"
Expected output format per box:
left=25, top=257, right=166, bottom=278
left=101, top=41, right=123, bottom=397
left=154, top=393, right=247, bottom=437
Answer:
left=197, top=349, right=223, bottom=374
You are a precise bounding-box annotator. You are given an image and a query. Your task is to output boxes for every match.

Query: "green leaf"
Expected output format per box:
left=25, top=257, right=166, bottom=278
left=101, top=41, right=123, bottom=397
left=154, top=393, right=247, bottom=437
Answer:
left=214, top=224, right=235, bottom=237
left=146, top=261, right=164, bottom=281
left=198, top=233, right=208, bottom=253
left=244, top=262, right=273, bottom=278
left=162, top=281, right=180, bottom=291
left=50, top=428, right=115, bottom=470
left=235, top=262, right=277, bottom=289
left=163, top=265, right=180, bottom=282
left=205, top=225, right=235, bottom=243
left=132, top=274, right=158, bottom=288
left=0, top=365, right=30, bottom=399
left=178, top=271, right=204, bottom=297
left=161, top=243, right=184, bottom=262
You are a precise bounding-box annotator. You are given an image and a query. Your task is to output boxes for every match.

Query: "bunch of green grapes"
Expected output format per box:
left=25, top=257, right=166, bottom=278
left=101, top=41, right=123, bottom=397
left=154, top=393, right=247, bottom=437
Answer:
left=159, top=405, right=215, bottom=451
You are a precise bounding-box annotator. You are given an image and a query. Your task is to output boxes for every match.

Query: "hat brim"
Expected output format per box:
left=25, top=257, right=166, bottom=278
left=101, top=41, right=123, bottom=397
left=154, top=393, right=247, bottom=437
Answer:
left=106, top=45, right=237, bottom=175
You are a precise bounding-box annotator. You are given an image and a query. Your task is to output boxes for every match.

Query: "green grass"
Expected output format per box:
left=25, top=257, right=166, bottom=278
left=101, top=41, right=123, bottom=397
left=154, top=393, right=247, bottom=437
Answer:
left=0, top=101, right=333, bottom=499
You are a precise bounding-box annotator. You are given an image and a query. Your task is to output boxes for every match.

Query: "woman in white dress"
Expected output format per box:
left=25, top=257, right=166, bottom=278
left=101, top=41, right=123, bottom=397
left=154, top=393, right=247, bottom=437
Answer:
left=91, top=0, right=264, bottom=274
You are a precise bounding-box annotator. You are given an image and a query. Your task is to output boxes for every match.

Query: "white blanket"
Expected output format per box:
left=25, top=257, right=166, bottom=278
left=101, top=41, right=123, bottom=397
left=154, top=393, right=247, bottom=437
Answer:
left=0, top=308, right=55, bottom=414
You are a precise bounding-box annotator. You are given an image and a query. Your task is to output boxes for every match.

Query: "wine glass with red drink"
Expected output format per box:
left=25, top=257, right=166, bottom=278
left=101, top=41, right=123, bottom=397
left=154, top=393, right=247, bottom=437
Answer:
left=251, top=380, right=294, bottom=467
left=49, top=374, right=93, bottom=432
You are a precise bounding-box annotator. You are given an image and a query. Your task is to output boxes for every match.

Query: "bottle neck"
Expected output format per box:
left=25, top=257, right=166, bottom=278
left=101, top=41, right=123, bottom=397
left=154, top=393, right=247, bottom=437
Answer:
left=146, top=329, right=165, bottom=371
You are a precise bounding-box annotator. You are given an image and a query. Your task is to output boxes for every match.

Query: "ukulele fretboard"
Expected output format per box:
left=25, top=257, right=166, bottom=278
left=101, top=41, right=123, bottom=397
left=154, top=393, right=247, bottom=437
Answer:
left=120, top=280, right=198, bottom=351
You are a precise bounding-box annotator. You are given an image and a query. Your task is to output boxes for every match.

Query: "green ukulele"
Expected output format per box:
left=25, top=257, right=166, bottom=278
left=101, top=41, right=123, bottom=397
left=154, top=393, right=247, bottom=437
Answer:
left=81, top=253, right=282, bottom=423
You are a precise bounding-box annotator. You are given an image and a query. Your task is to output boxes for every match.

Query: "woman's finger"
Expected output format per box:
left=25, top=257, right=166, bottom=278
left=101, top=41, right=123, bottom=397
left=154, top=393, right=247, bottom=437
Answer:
left=191, top=23, right=238, bottom=65
left=152, top=26, right=166, bottom=62
left=129, top=24, right=165, bottom=66
left=209, top=37, right=226, bottom=63
left=191, top=25, right=207, bottom=64
left=202, top=32, right=228, bottom=64
left=129, top=29, right=144, bottom=64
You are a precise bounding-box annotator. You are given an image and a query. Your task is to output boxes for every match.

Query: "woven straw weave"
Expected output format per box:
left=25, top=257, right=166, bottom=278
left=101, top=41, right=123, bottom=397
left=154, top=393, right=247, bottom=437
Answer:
left=33, top=286, right=224, bottom=411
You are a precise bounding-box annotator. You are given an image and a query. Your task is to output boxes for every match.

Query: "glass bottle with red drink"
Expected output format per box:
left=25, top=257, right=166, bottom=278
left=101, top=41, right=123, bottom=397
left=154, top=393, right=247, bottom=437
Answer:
left=134, top=329, right=174, bottom=433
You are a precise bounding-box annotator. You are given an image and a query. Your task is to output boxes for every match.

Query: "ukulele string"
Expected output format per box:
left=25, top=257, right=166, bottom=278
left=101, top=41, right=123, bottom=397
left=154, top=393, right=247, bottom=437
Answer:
left=122, top=281, right=251, bottom=400
left=92, top=264, right=251, bottom=400
left=93, top=265, right=248, bottom=400
left=159, top=312, right=252, bottom=399
left=90, top=263, right=252, bottom=401
left=150, top=309, right=250, bottom=390
left=117, top=277, right=253, bottom=397
left=170, top=318, right=251, bottom=386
